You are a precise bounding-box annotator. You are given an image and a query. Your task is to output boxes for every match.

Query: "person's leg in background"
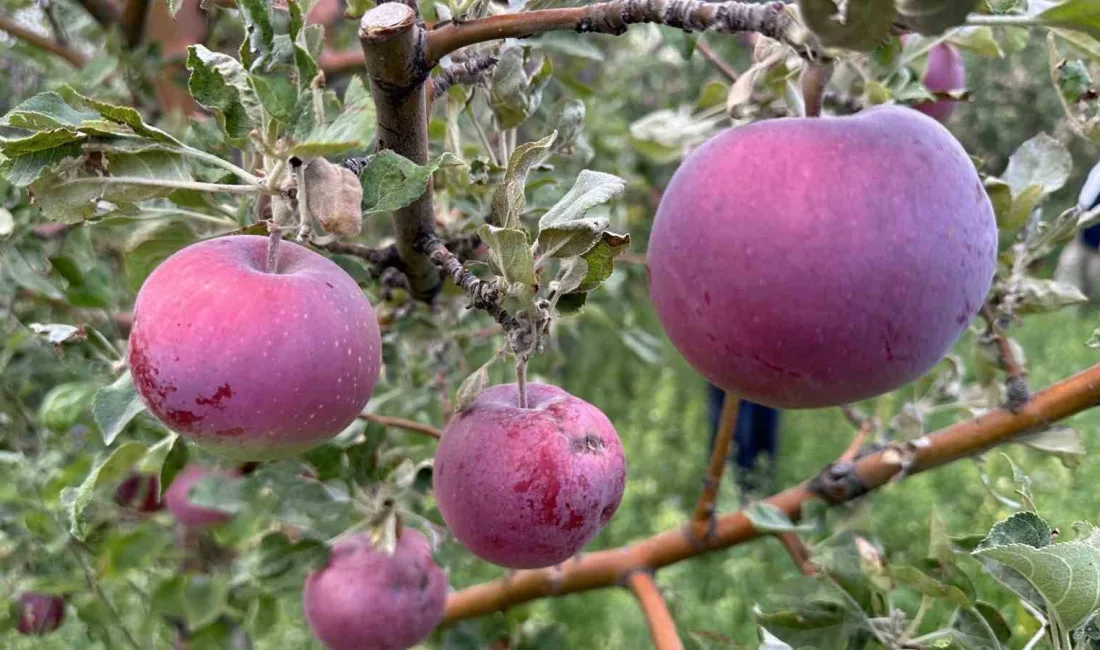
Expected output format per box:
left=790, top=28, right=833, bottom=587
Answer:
left=705, top=382, right=780, bottom=497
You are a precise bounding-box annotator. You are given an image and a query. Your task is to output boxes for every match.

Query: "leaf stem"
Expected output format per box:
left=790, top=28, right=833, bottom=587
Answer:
left=174, top=145, right=264, bottom=186
left=516, top=357, right=528, bottom=409
left=965, top=14, right=1044, bottom=28
left=61, top=177, right=263, bottom=194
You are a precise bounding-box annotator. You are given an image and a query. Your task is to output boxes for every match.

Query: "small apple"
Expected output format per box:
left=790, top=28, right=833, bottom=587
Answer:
left=303, top=528, right=448, bottom=650
left=114, top=472, right=163, bottom=512
left=128, top=235, right=382, bottom=460
left=164, top=464, right=238, bottom=528
left=433, top=383, right=627, bottom=569
left=15, top=592, right=65, bottom=636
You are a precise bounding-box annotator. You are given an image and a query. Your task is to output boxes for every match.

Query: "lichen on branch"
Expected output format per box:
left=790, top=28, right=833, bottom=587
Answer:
left=420, top=234, right=522, bottom=339
left=429, top=52, right=499, bottom=102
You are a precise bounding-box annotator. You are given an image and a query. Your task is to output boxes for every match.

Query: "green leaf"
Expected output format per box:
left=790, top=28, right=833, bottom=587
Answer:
left=183, top=574, right=230, bottom=629
left=1, top=248, right=64, bottom=299
left=1002, top=133, right=1073, bottom=196
left=92, top=371, right=146, bottom=445
left=489, top=131, right=557, bottom=230
left=477, top=224, right=536, bottom=286
left=253, top=531, right=329, bottom=584
left=798, top=0, right=896, bottom=51
left=744, top=502, right=816, bottom=534
left=1014, top=277, right=1088, bottom=314
left=186, top=45, right=263, bottom=145
left=57, top=86, right=182, bottom=145
left=896, top=0, right=984, bottom=36
left=888, top=564, right=972, bottom=608
left=287, top=0, right=319, bottom=93
left=40, top=380, right=99, bottom=432
left=1016, top=426, right=1086, bottom=467
left=0, top=91, right=99, bottom=131
left=251, top=74, right=299, bottom=124
left=454, top=351, right=501, bottom=414
left=948, top=27, right=1004, bottom=58
left=929, top=509, right=955, bottom=565
left=247, top=595, right=281, bottom=638
left=977, top=511, right=1053, bottom=550
left=236, top=0, right=276, bottom=71
left=60, top=441, right=147, bottom=540
left=0, top=141, right=83, bottom=187
left=536, top=170, right=626, bottom=258
left=949, top=606, right=1008, bottom=649
left=551, top=257, right=588, bottom=298
left=1040, top=0, right=1100, bottom=40
left=973, top=524, right=1100, bottom=631
left=124, top=220, right=197, bottom=292
left=489, top=45, right=553, bottom=129
left=186, top=473, right=245, bottom=515
left=0, top=129, right=84, bottom=156
left=289, top=77, right=376, bottom=157
left=28, top=323, right=84, bottom=346
left=137, top=433, right=179, bottom=492
left=359, top=151, right=462, bottom=215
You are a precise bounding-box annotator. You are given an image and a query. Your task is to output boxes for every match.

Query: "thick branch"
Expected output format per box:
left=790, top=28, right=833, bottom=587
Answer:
left=120, top=0, right=150, bottom=48
left=358, top=412, right=442, bottom=438
left=626, top=571, right=684, bottom=650
left=77, top=0, right=121, bottom=26
left=359, top=3, right=442, bottom=300
left=690, top=391, right=738, bottom=536
left=442, top=361, right=1100, bottom=622
left=429, top=53, right=499, bottom=102
left=426, top=0, right=804, bottom=66
left=0, top=13, right=87, bottom=67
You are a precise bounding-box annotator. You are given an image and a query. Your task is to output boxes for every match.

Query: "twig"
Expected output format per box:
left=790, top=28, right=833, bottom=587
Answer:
left=839, top=421, right=869, bottom=462
left=981, top=306, right=1030, bottom=412
left=265, top=223, right=282, bottom=273
left=441, top=360, right=1100, bottom=623
left=318, top=48, right=367, bottom=75
left=120, top=0, right=150, bottom=48
left=421, top=234, right=522, bottom=335
left=625, top=570, right=684, bottom=650
left=690, top=391, right=739, bottom=538
left=429, top=52, right=499, bottom=102
left=776, top=533, right=818, bottom=576
left=802, top=61, right=833, bottom=118
left=358, top=412, right=442, bottom=438
left=68, top=542, right=143, bottom=650
left=426, top=0, right=810, bottom=66
left=694, top=38, right=738, bottom=82
left=77, top=0, right=121, bottom=26
left=0, top=13, right=87, bottom=67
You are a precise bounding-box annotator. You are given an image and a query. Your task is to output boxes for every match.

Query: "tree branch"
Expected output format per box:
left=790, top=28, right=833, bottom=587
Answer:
left=441, top=361, right=1100, bottom=623
left=625, top=570, right=684, bottom=650
left=981, top=306, right=1029, bottom=412
left=421, top=234, right=523, bottom=337
left=77, top=0, right=121, bottom=27
left=0, top=13, right=87, bottom=67
left=690, top=391, right=738, bottom=539
left=776, top=533, right=817, bottom=576
left=358, top=412, right=442, bottom=438
left=695, top=38, right=738, bottom=82
left=426, top=0, right=806, bottom=66
left=428, top=52, right=499, bottom=103
left=359, top=3, right=442, bottom=300
left=120, top=0, right=150, bottom=48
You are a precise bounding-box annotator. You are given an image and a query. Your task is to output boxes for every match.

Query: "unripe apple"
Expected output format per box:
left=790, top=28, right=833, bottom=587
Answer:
left=164, top=464, right=238, bottom=528
left=128, top=235, right=382, bottom=460
left=910, top=38, right=966, bottom=123
left=432, top=383, right=626, bottom=569
left=114, top=472, right=163, bottom=512
left=303, top=528, right=448, bottom=650
left=647, top=105, right=997, bottom=409
left=15, top=592, right=65, bottom=636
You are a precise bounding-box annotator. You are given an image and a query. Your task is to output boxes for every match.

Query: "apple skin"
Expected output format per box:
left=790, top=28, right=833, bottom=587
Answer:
left=127, top=235, right=382, bottom=460
left=646, top=105, right=997, bottom=409
left=303, top=529, right=448, bottom=650
left=432, top=383, right=627, bottom=569
left=15, top=592, right=65, bottom=636
left=114, top=472, right=163, bottom=512
left=911, top=40, right=966, bottom=123
left=164, top=464, right=238, bottom=528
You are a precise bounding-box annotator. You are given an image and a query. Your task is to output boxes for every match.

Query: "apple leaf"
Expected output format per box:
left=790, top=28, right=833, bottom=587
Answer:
left=286, top=0, right=318, bottom=92
left=92, top=371, right=147, bottom=446
left=359, top=150, right=464, bottom=215
left=745, top=502, right=816, bottom=534
left=477, top=224, right=536, bottom=286
left=186, top=45, right=264, bottom=145
left=551, top=257, right=588, bottom=299
left=489, top=45, right=553, bottom=130
left=1016, top=426, right=1086, bottom=467
left=124, top=220, right=197, bottom=292
left=187, top=473, right=246, bottom=515
left=0, top=91, right=99, bottom=131
left=60, top=441, right=147, bottom=540
left=39, top=380, right=99, bottom=432
left=454, top=351, right=502, bottom=413
left=183, top=574, right=230, bottom=629
left=536, top=170, right=626, bottom=259
left=798, top=0, right=896, bottom=51
left=250, top=74, right=299, bottom=124
left=137, top=433, right=179, bottom=496
left=247, top=594, right=281, bottom=638
left=887, top=563, right=972, bottom=608
left=971, top=512, right=1050, bottom=609
left=1040, top=0, right=1100, bottom=40
left=289, top=77, right=377, bottom=157
left=236, top=0, right=275, bottom=71
left=57, top=85, right=182, bottom=145
left=1014, top=277, right=1088, bottom=314
left=974, top=522, right=1100, bottom=632
left=0, top=141, right=83, bottom=187
left=490, top=131, right=557, bottom=230
left=29, top=323, right=85, bottom=346
left=1002, top=133, right=1073, bottom=196
left=948, top=605, right=1011, bottom=649
left=896, top=0, right=984, bottom=36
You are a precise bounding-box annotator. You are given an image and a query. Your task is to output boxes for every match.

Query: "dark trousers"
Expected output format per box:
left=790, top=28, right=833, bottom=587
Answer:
left=706, top=383, right=779, bottom=493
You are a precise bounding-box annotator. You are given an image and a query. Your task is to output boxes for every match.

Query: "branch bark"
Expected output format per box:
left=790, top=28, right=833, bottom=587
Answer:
left=77, top=0, right=122, bottom=26
left=690, top=391, right=738, bottom=538
left=428, top=52, right=499, bottom=103
left=426, top=0, right=805, bottom=66
left=359, top=3, right=442, bottom=300
left=442, top=360, right=1100, bottom=623
left=421, top=234, right=522, bottom=337
left=626, top=571, right=684, bottom=650
left=120, top=0, right=150, bottom=48
left=981, top=306, right=1030, bottom=411
left=0, top=13, right=87, bottom=67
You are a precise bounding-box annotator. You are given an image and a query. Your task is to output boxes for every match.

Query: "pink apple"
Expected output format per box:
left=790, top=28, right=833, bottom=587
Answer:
left=164, top=464, right=238, bottom=528
left=128, top=234, right=382, bottom=460
left=646, top=105, right=997, bottom=409
left=432, top=383, right=627, bottom=569
left=905, top=37, right=966, bottom=123
left=15, top=592, right=65, bottom=636
left=303, top=528, right=449, bottom=650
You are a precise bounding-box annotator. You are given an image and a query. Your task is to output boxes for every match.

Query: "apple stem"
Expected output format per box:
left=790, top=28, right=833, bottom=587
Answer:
left=516, top=357, right=529, bottom=409
left=265, top=223, right=282, bottom=273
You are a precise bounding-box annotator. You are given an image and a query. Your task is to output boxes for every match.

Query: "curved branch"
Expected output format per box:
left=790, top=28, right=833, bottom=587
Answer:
left=626, top=570, right=684, bottom=650
left=442, top=361, right=1100, bottom=622
left=426, top=0, right=804, bottom=66
left=358, top=413, right=442, bottom=439
left=0, top=13, right=87, bottom=67
left=77, top=0, right=122, bottom=27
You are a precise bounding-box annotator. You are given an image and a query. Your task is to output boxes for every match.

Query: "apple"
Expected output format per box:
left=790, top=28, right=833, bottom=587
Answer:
left=646, top=105, right=997, bottom=409
left=128, top=235, right=382, bottom=460
left=15, top=592, right=65, bottom=636
left=908, top=38, right=966, bottom=123
left=303, top=528, right=448, bottom=650
left=114, top=472, right=163, bottom=512
left=432, top=383, right=627, bottom=569
left=164, top=464, right=238, bottom=528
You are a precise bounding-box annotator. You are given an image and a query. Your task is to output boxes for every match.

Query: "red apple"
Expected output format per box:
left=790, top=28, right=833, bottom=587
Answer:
left=128, top=235, right=382, bottom=460
left=15, top=592, right=65, bottom=636
left=432, top=383, right=627, bottom=569
left=114, top=472, right=163, bottom=512
left=164, top=464, right=238, bottom=528
left=906, top=37, right=966, bottom=123
left=303, top=528, right=448, bottom=650
left=646, top=105, right=997, bottom=409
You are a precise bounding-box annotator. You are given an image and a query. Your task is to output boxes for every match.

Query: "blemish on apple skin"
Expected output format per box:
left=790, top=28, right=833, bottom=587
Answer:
left=195, top=383, right=233, bottom=408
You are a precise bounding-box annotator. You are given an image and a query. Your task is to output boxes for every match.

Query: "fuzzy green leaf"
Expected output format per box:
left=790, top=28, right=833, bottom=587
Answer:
left=92, top=371, right=147, bottom=446
left=798, top=0, right=896, bottom=51
left=490, top=131, right=557, bottom=230
left=60, top=442, right=147, bottom=540
left=536, top=170, right=626, bottom=258
left=478, top=224, right=536, bottom=286
left=186, top=45, right=263, bottom=144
